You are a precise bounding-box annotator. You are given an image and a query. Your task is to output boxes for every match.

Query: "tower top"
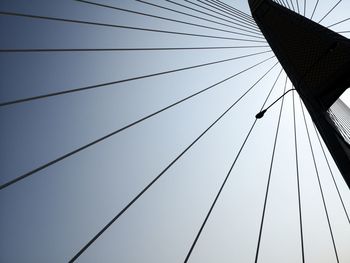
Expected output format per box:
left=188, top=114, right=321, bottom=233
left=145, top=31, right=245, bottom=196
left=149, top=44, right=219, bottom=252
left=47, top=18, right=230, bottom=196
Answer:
left=249, top=0, right=350, bottom=109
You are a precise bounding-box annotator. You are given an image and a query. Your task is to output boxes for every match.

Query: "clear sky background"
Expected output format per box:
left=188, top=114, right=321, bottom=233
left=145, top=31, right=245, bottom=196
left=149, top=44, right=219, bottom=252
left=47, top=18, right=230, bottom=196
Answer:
left=0, top=0, right=350, bottom=262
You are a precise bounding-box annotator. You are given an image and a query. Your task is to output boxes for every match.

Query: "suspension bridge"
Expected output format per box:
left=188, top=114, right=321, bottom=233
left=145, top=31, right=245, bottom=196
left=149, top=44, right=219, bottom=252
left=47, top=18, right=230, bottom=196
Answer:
left=0, top=0, right=349, bottom=262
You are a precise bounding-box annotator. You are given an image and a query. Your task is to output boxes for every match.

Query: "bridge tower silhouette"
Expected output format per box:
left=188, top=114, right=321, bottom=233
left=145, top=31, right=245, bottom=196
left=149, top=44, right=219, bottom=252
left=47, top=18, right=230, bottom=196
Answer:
left=249, top=0, right=350, bottom=188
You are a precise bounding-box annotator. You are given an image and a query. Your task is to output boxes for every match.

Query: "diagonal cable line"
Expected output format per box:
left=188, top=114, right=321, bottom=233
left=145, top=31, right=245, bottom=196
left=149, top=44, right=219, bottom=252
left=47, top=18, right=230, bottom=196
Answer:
left=254, top=73, right=286, bottom=263
left=284, top=0, right=291, bottom=10
left=278, top=0, right=286, bottom=7
left=183, top=0, right=260, bottom=31
left=183, top=64, right=282, bottom=263
left=281, top=0, right=288, bottom=8
left=292, top=90, right=305, bottom=263
left=310, top=0, right=320, bottom=20
left=0, top=56, right=276, bottom=191
left=0, top=50, right=272, bottom=107
left=274, top=0, right=284, bottom=9
left=274, top=0, right=285, bottom=8
left=299, top=98, right=340, bottom=263
left=163, top=0, right=262, bottom=33
left=208, top=0, right=255, bottom=22
left=136, top=0, right=263, bottom=37
left=318, top=0, right=342, bottom=23
left=281, top=0, right=289, bottom=8
left=312, top=123, right=350, bottom=224
left=195, top=0, right=258, bottom=27
left=0, top=11, right=266, bottom=43
left=190, top=0, right=256, bottom=23
left=202, top=0, right=256, bottom=25
left=295, top=0, right=300, bottom=14
left=327, top=17, right=350, bottom=28
left=68, top=61, right=280, bottom=263
left=289, top=0, right=296, bottom=12
left=0, top=45, right=270, bottom=53
left=74, top=0, right=264, bottom=39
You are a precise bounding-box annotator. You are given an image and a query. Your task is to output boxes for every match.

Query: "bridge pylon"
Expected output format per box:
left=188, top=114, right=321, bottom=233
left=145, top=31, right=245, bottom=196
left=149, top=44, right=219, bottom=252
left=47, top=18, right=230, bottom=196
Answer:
left=249, top=0, right=350, bottom=188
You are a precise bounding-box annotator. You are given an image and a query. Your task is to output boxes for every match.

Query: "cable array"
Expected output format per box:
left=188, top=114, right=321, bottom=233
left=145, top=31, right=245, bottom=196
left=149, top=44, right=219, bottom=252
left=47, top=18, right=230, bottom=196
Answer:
left=293, top=90, right=306, bottom=263
left=0, top=50, right=271, bottom=107
left=70, top=59, right=279, bottom=263
left=299, top=98, right=340, bottom=263
left=254, top=73, right=287, bottom=263
left=327, top=99, right=350, bottom=145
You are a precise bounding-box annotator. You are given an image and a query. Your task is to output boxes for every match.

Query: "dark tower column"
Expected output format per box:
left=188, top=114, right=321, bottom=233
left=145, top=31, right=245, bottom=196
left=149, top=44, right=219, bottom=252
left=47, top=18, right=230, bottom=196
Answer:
left=248, top=0, right=350, bottom=188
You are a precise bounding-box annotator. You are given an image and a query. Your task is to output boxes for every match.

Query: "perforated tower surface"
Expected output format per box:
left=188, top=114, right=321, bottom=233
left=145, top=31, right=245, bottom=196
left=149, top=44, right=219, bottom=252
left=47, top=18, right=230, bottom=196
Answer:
left=248, top=0, right=350, bottom=188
